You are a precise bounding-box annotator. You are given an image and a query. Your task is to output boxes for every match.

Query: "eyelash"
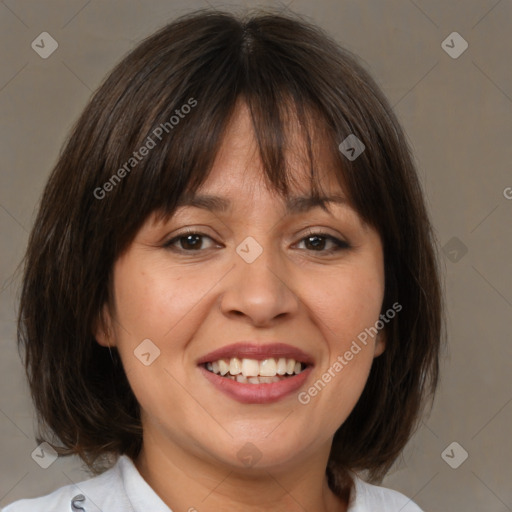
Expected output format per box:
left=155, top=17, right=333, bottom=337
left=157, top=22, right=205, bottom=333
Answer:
left=163, top=229, right=351, bottom=255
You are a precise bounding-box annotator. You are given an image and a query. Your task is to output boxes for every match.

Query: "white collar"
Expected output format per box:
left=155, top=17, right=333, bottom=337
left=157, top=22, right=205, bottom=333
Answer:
left=115, top=454, right=171, bottom=511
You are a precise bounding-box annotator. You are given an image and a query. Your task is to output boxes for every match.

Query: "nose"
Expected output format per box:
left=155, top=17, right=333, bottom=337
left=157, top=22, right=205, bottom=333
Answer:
left=219, top=241, right=300, bottom=326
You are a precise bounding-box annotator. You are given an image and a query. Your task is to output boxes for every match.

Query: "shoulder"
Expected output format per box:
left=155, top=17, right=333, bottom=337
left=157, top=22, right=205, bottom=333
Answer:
left=348, top=474, right=424, bottom=512
left=1, top=457, right=132, bottom=512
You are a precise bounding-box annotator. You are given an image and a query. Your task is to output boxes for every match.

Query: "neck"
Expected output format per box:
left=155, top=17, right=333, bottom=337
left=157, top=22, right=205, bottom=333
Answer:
left=133, top=429, right=348, bottom=512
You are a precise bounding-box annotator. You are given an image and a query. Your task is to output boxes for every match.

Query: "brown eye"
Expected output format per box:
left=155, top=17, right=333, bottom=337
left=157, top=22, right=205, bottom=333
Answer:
left=297, top=233, right=350, bottom=254
left=164, top=231, right=218, bottom=252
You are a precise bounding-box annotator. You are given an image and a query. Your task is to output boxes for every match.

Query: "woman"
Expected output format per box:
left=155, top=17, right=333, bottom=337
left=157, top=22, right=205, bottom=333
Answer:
left=6, top=8, right=443, bottom=511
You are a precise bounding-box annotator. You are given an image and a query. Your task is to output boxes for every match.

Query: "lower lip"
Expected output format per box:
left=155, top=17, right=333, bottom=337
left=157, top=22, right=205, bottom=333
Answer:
left=199, top=366, right=313, bottom=404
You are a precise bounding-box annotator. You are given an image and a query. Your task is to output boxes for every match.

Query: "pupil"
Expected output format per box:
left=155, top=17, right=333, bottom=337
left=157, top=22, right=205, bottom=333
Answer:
left=307, top=236, right=324, bottom=250
left=183, top=234, right=201, bottom=250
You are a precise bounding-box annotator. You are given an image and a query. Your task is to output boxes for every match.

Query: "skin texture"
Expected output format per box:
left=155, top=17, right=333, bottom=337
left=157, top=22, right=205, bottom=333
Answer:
left=96, top=101, right=386, bottom=512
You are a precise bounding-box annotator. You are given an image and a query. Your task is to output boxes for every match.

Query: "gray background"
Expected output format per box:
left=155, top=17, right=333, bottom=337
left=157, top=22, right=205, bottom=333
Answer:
left=1, top=1, right=511, bottom=510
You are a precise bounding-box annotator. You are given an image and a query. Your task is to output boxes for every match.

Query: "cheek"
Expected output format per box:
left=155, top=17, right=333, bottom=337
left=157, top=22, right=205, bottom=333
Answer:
left=112, top=259, right=217, bottom=342
left=109, top=259, right=208, bottom=431
left=307, top=263, right=385, bottom=347
left=295, top=259, right=384, bottom=429
left=109, top=257, right=226, bottom=404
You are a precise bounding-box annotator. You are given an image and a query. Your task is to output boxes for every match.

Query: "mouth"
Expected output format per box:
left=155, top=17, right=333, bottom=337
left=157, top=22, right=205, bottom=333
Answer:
left=197, top=342, right=314, bottom=404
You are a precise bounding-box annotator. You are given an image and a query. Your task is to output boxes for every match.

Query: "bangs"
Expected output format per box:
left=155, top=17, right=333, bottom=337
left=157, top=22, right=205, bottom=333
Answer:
left=147, top=96, right=345, bottom=226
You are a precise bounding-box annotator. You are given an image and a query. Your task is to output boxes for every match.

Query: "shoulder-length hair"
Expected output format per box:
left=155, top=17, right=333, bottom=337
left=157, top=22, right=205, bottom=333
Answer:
left=17, top=7, right=444, bottom=497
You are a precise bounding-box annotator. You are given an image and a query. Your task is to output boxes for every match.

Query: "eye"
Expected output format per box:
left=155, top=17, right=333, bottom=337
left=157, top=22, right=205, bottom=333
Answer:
left=163, top=230, right=219, bottom=252
left=295, top=231, right=350, bottom=254
left=163, top=229, right=350, bottom=255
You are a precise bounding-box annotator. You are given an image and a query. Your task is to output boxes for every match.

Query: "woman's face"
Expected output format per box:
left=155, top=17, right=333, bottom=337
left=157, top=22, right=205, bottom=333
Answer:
left=97, top=102, right=386, bottom=472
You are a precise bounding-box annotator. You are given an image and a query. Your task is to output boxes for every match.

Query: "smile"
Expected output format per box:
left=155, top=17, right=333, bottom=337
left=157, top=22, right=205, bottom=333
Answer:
left=197, top=342, right=314, bottom=403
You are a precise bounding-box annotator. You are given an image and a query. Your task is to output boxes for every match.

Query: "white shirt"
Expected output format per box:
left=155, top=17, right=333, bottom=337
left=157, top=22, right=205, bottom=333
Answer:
left=2, top=455, right=423, bottom=511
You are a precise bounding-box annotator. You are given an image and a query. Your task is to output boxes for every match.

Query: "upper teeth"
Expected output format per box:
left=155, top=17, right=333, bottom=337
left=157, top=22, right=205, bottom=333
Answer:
left=206, top=357, right=303, bottom=377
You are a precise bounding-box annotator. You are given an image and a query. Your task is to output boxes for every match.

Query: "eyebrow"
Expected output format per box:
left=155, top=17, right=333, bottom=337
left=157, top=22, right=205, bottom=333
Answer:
left=175, top=193, right=348, bottom=214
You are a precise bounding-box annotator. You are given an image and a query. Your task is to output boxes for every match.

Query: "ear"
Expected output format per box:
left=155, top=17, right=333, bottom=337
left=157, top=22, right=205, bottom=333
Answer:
left=373, top=329, right=386, bottom=358
left=93, top=303, right=116, bottom=348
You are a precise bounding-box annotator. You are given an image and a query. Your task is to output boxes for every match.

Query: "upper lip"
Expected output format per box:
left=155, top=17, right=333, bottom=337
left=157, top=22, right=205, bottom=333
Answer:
left=197, top=342, right=315, bottom=365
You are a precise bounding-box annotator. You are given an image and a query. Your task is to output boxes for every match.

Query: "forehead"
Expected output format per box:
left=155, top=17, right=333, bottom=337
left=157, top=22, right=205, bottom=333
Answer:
left=194, top=99, right=345, bottom=200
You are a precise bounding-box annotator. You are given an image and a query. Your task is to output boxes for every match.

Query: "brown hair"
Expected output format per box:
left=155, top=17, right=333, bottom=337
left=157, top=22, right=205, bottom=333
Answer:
left=17, top=7, right=444, bottom=498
